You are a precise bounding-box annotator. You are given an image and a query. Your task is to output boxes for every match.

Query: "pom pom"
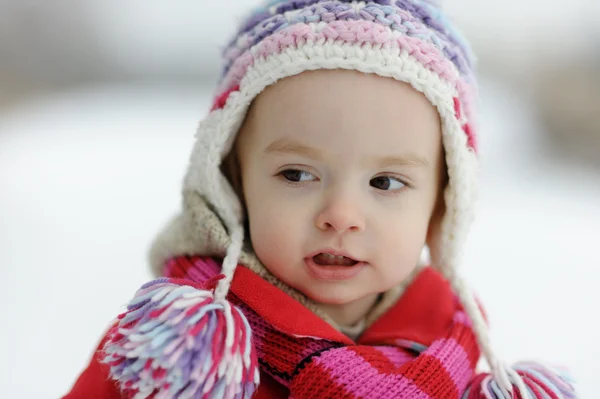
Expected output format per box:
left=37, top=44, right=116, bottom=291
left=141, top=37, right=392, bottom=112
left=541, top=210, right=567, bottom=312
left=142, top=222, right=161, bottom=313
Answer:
left=102, top=275, right=259, bottom=399
left=464, top=362, right=577, bottom=399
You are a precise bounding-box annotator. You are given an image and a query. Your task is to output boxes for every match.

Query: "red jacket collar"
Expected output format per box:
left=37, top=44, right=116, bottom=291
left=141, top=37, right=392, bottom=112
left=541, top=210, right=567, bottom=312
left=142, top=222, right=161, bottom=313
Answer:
left=229, top=265, right=456, bottom=347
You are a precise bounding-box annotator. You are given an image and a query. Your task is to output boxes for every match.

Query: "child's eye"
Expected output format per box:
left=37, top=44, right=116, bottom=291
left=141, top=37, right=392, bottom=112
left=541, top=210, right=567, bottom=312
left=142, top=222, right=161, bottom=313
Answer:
left=280, top=169, right=317, bottom=183
left=370, top=176, right=405, bottom=191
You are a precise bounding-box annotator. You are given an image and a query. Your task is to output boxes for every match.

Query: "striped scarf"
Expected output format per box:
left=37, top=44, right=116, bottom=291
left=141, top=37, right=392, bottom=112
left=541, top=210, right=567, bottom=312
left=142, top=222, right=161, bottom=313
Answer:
left=103, top=255, right=573, bottom=398
left=164, top=256, right=482, bottom=399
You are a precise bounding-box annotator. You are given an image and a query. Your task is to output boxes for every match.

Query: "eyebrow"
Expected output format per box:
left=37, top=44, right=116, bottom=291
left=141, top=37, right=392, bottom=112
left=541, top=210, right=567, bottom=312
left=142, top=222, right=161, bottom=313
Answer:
left=264, top=138, right=323, bottom=160
left=376, top=154, right=429, bottom=168
left=264, top=138, right=429, bottom=168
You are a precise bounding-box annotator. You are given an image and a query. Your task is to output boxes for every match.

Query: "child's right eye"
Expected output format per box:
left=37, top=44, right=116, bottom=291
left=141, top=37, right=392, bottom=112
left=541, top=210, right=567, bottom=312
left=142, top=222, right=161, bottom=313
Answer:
left=279, top=169, right=317, bottom=183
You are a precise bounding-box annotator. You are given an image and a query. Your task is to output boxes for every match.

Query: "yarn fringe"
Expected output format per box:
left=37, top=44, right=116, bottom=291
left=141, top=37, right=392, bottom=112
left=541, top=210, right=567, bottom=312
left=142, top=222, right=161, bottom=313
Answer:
left=101, top=275, right=259, bottom=399
left=464, top=362, right=576, bottom=399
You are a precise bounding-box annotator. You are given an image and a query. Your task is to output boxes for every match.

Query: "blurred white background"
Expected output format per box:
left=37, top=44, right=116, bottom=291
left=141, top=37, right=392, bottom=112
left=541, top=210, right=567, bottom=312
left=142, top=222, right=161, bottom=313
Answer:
left=1, top=1, right=599, bottom=398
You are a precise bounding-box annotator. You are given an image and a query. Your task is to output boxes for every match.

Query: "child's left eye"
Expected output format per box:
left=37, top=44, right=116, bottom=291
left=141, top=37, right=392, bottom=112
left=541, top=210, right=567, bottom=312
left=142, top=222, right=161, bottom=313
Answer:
left=280, top=169, right=316, bottom=183
left=370, top=176, right=405, bottom=191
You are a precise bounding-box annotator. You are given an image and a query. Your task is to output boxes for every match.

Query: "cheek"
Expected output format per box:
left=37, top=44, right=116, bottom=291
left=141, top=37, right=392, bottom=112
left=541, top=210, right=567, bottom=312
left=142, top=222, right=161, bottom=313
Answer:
left=249, top=206, right=295, bottom=250
left=245, top=185, right=307, bottom=269
left=248, top=206, right=305, bottom=284
left=374, top=207, right=431, bottom=267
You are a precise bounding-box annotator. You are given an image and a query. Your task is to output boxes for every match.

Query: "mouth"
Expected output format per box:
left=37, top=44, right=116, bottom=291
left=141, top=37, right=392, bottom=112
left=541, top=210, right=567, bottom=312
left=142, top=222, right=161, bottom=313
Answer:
left=311, top=253, right=359, bottom=267
left=304, top=250, right=365, bottom=281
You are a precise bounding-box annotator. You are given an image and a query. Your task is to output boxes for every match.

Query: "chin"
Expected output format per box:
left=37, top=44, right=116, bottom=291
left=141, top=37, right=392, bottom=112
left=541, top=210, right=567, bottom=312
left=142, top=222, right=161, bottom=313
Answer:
left=300, top=285, right=364, bottom=306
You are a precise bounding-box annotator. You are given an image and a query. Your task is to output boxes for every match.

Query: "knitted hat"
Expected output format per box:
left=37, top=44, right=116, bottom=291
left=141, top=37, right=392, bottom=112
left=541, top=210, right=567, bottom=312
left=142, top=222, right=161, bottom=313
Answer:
left=185, top=0, right=479, bottom=287
left=136, top=1, right=572, bottom=397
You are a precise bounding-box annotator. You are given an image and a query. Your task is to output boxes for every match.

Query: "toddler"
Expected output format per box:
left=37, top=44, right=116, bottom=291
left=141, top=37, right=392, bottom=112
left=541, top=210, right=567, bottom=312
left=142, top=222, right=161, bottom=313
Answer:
left=65, top=1, right=576, bottom=398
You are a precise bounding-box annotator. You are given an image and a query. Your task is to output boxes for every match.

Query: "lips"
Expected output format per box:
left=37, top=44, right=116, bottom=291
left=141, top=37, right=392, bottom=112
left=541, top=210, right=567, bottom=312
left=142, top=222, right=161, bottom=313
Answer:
left=312, top=253, right=358, bottom=266
left=304, top=251, right=366, bottom=280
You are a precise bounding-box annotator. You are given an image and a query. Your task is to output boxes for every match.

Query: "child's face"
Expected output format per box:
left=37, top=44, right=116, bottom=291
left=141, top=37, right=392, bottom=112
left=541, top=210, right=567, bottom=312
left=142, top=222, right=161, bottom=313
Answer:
left=235, top=69, right=443, bottom=311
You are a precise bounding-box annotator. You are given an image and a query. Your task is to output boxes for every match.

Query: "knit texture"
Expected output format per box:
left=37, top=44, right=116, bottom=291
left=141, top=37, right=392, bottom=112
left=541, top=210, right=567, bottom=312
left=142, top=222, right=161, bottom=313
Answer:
left=164, top=256, right=481, bottom=399
left=99, top=256, right=576, bottom=398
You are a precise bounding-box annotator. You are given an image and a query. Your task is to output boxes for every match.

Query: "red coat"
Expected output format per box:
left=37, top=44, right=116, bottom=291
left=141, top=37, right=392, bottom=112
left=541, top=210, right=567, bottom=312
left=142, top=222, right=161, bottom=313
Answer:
left=63, top=266, right=456, bottom=398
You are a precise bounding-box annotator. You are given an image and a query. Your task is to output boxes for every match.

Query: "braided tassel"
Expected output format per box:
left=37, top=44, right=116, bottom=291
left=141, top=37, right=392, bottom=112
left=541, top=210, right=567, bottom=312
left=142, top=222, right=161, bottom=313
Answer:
left=464, top=362, right=576, bottom=399
left=102, top=275, right=259, bottom=399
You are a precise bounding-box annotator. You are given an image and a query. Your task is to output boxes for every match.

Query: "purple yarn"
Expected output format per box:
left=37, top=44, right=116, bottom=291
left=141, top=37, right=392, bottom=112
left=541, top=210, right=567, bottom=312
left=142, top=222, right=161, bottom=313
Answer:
left=102, top=280, right=259, bottom=398
left=394, top=0, right=469, bottom=59
left=257, top=16, right=288, bottom=43
left=275, top=0, right=322, bottom=13
left=127, top=297, right=151, bottom=311
left=239, top=11, right=272, bottom=35
left=220, top=0, right=473, bottom=81
left=141, top=277, right=169, bottom=289
left=177, top=348, right=194, bottom=382
left=395, top=0, right=444, bottom=31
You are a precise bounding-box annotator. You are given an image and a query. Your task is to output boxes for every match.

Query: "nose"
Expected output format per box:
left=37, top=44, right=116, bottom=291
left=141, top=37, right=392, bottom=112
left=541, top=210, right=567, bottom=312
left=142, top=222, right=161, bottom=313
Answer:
left=315, top=192, right=366, bottom=233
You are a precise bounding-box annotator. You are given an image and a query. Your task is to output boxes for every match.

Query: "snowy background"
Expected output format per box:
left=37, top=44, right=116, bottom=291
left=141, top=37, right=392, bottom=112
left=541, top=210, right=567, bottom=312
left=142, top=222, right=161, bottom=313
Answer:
left=1, top=1, right=599, bottom=398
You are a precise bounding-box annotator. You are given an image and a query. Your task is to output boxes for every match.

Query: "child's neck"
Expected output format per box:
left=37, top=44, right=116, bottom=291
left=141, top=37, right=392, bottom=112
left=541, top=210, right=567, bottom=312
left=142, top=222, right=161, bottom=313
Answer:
left=317, top=293, right=380, bottom=328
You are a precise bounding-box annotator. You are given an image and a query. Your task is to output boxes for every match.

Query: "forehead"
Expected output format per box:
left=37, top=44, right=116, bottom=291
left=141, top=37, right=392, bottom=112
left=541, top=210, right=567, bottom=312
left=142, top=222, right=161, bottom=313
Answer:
left=243, top=69, right=442, bottom=155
